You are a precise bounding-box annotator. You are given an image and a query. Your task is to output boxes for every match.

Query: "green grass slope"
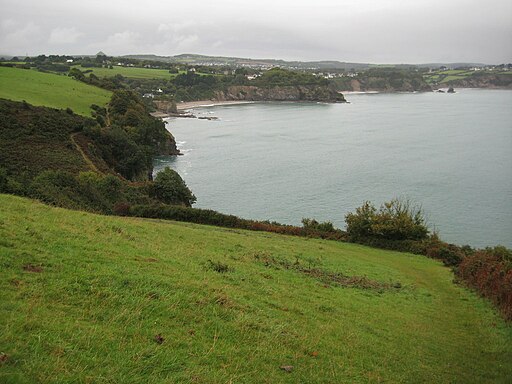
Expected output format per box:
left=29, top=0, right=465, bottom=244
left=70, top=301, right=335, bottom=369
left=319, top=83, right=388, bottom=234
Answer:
left=0, top=194, right=511, bottom=383
left=75, top=65, right=181, bottom=80
left=0, top=67, right=112, bottom=116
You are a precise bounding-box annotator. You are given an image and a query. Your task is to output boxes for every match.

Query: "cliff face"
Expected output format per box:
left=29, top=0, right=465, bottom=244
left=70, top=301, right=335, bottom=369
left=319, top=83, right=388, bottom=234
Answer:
left=154, top=100, right=178, bottom=114
left=156, top=131, right=181, bottom=156
left=213, top=85, right=346, bottom=103
left=338, top=78, right=432, bottom=93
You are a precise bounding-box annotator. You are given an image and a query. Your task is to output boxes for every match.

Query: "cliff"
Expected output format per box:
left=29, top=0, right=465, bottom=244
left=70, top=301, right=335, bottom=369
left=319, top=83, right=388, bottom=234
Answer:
left=157, top=131, right=181, bottom=156
left=213, top=85, right=346, bottom=103
left=334, top=77, right=432, bottom=93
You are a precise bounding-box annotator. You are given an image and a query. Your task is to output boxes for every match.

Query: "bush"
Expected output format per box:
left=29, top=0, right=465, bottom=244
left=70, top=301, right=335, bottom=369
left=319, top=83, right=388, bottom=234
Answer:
left=113, top=201, right=131, bottom=216
left=458, top=250, right=512, bottom=320
left=0, top=167, right=8, bottom=193
left=345, top=198, right=429, bottom=241
left=302, top=218, right=336, bottom=233
left=151, top=167, right=196, bottom=207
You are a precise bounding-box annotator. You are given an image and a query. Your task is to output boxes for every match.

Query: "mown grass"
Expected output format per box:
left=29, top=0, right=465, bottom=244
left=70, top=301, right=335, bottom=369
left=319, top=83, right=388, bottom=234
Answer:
left=0, top=194, right=511, bottom=383
left=0, top=67, right=112, bottom=116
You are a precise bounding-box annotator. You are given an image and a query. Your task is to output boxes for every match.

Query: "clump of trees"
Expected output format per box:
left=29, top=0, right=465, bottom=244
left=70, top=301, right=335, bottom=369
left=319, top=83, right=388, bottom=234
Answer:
left=150, top=167, right=196, bottom=207
left=86, top=90, right=173, bottom=181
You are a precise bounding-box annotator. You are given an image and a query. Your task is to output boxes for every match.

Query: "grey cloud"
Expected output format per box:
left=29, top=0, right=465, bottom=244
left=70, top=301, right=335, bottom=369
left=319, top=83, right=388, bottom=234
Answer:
left=0, top=0, right=510, bottom=63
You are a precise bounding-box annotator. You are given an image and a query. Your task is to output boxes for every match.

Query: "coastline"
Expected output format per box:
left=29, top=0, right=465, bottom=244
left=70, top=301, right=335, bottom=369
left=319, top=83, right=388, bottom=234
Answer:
left=177, top=100, right=254, bottom=111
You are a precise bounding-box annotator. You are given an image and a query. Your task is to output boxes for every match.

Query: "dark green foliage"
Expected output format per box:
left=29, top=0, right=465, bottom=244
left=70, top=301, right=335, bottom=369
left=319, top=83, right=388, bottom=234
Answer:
left=86, top=90, right=175, bottom=181
left=0, top=99, right=91, bottom=178
left=345, top=198, right=429, bottom=241
left=252, top=68, right=328, bottom=87
left=69, top=67, right=86, bottom=81
left=171, top=72, right=218, bottom=101
left=30, top=171, right=115, bottom=213
left=128, top=204, right=346, bottom=241
left=27, top=170, right=152, bottom=214
left=89, top=126, right=150, bottom=180
left=0, top=167, right=8, bottom=192
left=301, top=218, right=336, bottom=233
left=150, top=167, right=196, bottom=207
left=69, top=67, right=125, bottom=91
left=0, top=98, right=176, bottom=211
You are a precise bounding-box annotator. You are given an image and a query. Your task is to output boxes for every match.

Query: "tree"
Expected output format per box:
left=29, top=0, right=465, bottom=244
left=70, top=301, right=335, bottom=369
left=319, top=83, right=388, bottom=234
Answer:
left=151, top=167, right=196, bottom=207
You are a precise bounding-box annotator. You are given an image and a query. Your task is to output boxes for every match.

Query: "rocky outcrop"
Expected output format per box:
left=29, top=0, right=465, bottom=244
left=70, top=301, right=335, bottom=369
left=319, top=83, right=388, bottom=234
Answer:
left=154, top=100, right=178, bottom=114
left=340, top=78, right=432, bottom=93
left=213, top=85, right=346, bottom=103
left=156, top=131, right=181, bottom=156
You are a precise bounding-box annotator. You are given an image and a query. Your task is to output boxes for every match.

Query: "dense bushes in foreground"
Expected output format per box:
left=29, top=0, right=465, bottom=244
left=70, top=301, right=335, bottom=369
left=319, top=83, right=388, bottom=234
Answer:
left=129, top=204, right=345, bottom=240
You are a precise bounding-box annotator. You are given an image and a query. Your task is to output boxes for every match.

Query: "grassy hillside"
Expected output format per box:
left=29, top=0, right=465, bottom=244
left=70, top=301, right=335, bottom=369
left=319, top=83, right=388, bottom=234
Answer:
left=76, top=65, right=180, bottom=80
left=0, top=67, right=112, bottom=116
left=0, top=194, right=511, bottom=383
left=423, top=69, right=512, bottom=86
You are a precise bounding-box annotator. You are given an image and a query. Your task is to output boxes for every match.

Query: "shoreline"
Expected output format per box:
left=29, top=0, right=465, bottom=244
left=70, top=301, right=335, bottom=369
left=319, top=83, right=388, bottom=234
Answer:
left=177, top=100, right=254, bottom=111
left=151, top=100, right=255, bottom=119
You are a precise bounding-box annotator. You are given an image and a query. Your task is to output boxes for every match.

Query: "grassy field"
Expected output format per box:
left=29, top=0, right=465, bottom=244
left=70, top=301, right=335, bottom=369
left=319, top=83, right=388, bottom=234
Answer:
left=75, top=65, right=217, bottom=80
left=76, top=65, right=180, bottom=80
left=423, top=69, right=512, bottom=85
left=0, top=194, right=511, bottom=383
left=0, top=67, right=112, bottom=116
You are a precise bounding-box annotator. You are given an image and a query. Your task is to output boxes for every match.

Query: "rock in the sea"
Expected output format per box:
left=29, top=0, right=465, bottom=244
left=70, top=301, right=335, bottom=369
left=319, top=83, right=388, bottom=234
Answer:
left=447, top=87, right=455, bottom=93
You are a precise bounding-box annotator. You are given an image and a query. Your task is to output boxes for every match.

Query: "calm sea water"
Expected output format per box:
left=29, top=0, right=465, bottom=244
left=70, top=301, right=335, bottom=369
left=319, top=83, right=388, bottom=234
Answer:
left=155, top=89, right=512, bottom=248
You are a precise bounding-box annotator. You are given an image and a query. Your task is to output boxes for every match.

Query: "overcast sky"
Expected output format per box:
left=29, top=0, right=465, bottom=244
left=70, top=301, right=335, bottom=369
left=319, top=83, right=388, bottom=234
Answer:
left=1, top=0, right=511, bottom=63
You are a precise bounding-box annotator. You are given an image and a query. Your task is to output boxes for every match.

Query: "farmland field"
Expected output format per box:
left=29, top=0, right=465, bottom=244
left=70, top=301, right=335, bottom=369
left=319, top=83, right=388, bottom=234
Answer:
left=0, top=67, right=111, bottom=116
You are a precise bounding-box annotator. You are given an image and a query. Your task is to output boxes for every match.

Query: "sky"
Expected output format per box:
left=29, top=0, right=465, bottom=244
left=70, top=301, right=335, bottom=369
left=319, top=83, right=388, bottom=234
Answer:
left=1, top=0, right=511, bottom=64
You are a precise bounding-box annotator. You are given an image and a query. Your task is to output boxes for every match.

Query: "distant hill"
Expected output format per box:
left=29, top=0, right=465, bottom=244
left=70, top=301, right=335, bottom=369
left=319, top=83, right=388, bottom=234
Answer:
left=121, top=54, right=497, bottom=71
left=417, top=62, right=488, bottom=69
left=122, top=53, right=372, bottom=70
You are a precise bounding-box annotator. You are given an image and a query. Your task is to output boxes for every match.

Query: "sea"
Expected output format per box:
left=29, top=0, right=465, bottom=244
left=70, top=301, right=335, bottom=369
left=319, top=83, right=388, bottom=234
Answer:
left=154, top=89, right=512, bottom=248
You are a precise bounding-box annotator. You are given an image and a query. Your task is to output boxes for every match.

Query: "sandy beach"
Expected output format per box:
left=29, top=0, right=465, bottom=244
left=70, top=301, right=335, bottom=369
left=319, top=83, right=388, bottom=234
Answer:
left=176, top=100, right=254, bottom=111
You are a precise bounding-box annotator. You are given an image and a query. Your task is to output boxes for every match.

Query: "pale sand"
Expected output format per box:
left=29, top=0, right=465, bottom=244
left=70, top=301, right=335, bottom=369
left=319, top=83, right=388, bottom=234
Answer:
left=177, top=100, right=254, bottom=111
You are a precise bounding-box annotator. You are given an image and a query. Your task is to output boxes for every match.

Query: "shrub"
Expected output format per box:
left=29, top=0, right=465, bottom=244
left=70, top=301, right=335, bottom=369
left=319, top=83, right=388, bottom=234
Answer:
left=458, top=250, right=512, bottom=320
left=113, top=201, right=131, bottom=216
left=0, top=167, right=8, bottom=193
left=302, top=218, right=336, bottom=233
left=345, top=198, right=429, bottom=241
left=151, top=167, right=196, bottom=207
